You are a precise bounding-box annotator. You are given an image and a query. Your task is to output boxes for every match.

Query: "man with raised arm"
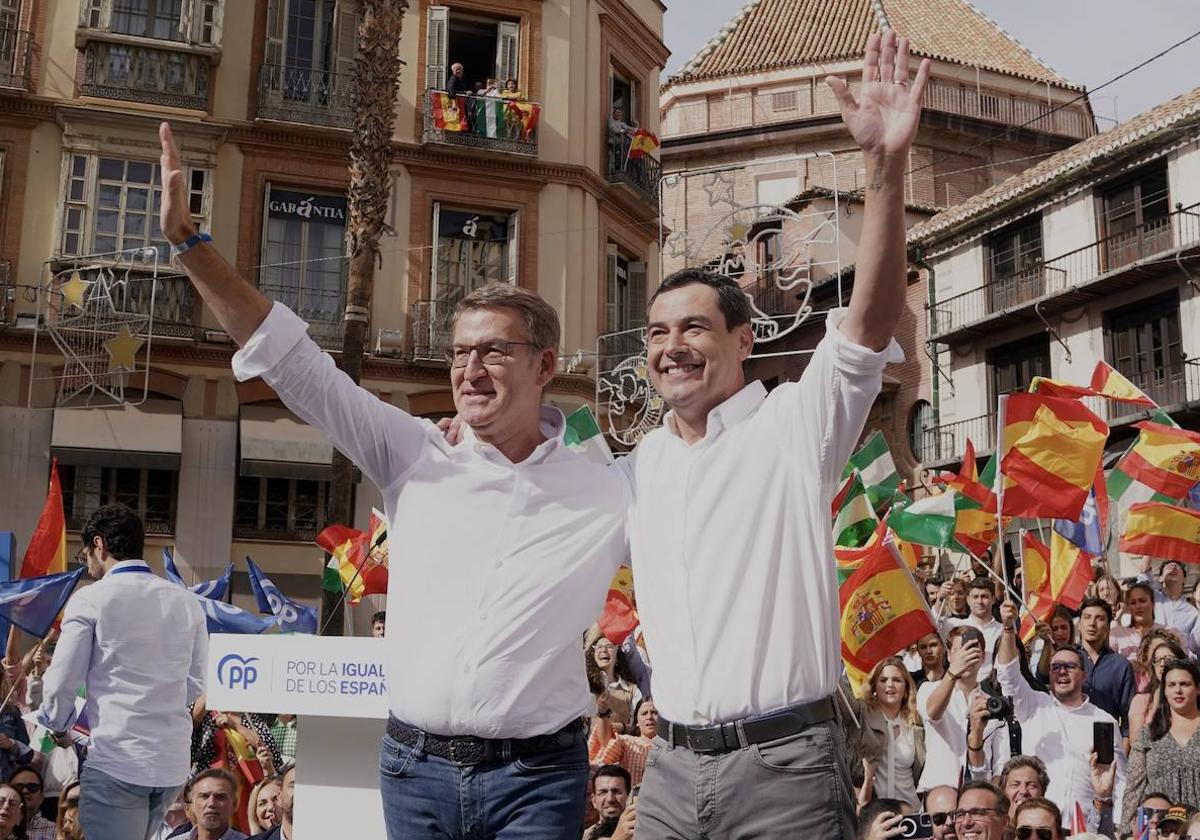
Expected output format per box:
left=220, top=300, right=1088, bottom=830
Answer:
left=626, top=30, right=929, bottom=838
left=157, top=126, right=628, bottom=840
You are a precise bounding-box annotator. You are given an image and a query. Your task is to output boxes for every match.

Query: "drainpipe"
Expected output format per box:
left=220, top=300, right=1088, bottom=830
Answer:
left=912, top=245, right=939, bottom=428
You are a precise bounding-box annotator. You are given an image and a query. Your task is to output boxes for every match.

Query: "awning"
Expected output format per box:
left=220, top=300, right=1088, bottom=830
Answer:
left=239, top=405, right=333, bottom=481
left=51, top=399, right=183, bottom=470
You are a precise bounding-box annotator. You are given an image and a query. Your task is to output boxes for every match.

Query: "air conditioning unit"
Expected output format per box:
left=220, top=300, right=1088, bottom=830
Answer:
left=375, top=328, right=405, bottom=358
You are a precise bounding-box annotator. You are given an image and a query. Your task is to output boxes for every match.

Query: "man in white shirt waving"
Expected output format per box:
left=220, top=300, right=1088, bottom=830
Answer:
left=38, top=504, right=208, bottom=840
left=158, top=126, right=629, bottom=840
left=627, top=30, right=929, bottom=839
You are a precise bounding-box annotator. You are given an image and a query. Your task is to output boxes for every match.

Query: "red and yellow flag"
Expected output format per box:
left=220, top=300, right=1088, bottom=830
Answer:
left=1091, top=361, right=1156, bottom=407
left=430, top=92, right=468, bottom=132
left=1119, top=502, right=1200, bottom=565
left=1018, top=533, right=1056, bottom=644
left=21, top=460, right=67, bottom=579
left=839, top=536, right=936, bottom=697
left=1115, top=421, right=1200, bottom=500
left=627, top=128, right=660, bottom=159
left=598, top=565, right=638, bottom=646
left=316, top=524, right=367, bottom=604
left=361, top=509, right=389, bottom=599
left=1000, top=394, right=1108, bottom=520
left=1050, top=530, right=1094, bottom=610
left=1017, top=530, right=1092, bottom=641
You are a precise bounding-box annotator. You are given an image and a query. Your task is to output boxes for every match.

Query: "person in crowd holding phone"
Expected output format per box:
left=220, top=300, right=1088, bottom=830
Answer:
left=1123, top=659, right=1200, bottom=822
left=856, top=798, right=911, bottom=840
left=917, top=626, right=995, bottom=792
left=1012, top=797, right=1063, bottom=840
left=1130, top=632, right=1188, bottom=745
left=996, top=602, right=1124, bottom=832
left=844, top=656, right=925, bottom=812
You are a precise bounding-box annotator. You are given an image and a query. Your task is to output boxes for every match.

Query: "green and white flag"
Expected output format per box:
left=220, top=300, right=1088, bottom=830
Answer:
left=832, top=471, right=877, bottom=548
left=474, top=98, right=508, bottom=138
left=843, top=430, right=901, bottom=510
left=564, top=406, right=614, bottom=465
left=888, top=491, right=959, bottom=548
left=321, top=556, right=342, bottom=594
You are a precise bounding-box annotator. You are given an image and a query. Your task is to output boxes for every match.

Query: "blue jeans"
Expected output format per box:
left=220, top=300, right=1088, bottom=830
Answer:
left=79, top=764, right=183, bottom=840
left=379, top=728, right=589, bottom=840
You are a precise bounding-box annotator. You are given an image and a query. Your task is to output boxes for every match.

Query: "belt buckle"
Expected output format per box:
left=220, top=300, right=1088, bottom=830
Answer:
left=449, top=738, right=481, bottom=765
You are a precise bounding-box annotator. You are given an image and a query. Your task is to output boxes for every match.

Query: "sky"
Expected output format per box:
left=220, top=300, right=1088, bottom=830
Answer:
left=663, top=0, right=1200, bottom=125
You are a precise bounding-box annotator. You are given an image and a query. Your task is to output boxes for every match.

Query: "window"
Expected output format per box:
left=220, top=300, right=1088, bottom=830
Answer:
left=60, top=462, right=178, bottom=534
left=430, top=203, right=517, bottom=305
left=60, top=153, right=209, bottom=260
left=1105, top=292, right=1184, bottom=407
left=111, top=0, right=183, bottom=40
left=605, top=243, right=646, bottom=334
left=234, top=475, right=328, bottom=541
left=988, top=335, right=1050, bottom=402
left=1101, top=163, right=1171, bottom=271
left=770, top=90, right=797, bottom=112
left=425, top=5, right=520, bottom=93
left=264, top=0, right=357, bottom=87
left=908, top=399, right=935, bottom=463
left=260, top=186, right=347, bottom=330
left=987, top=216, right=1043, bottom=311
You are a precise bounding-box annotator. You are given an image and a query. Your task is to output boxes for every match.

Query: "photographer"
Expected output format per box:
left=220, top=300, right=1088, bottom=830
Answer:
left=997, top=602, right=1125, bottom=834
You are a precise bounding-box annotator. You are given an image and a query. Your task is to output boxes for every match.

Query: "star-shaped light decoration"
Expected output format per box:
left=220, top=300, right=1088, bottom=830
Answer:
left=726, top=221, right=751, bottom=244
left=702, top=172, right=736, bottom=208
left=104, top=324, right=144, bottom=372
left=665, top=230, right=691, bottom=259
left=59, top=271, right=91, bottom=311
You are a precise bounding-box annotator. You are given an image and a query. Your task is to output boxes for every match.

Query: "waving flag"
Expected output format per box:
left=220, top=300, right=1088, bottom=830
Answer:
left=832, top=471, right=877, bottom=548
left=1053, top=467, right=1109, bottom=557
left=245, top=557, right=317, bottom=635
left=429, top=92, right=468, bottom=131
left=1018, top=533, right=1055, bottom=644
left=843, top=431, right=902, bottom=510
left=195, top=595, right=276, bottom=635
left=564, top=406, right=614, bottom=465
left=1000, top=394, right=1108, bottom=520
left=163, top=548, right=231, bottom=600
left=627, top=128, right=660, bottom=159
left=1119, top=502, right=1200, bottom=565
left=316, top=524, right=368, bottom=604
left=0, top=568, right=86, bottom=638
left=1049, top=530, right=1094, bottom=610
left=598, top=565, right=638, bottom=646
left=1108, top=420, right=1200, bottom=504
left=888, top=491, right=958, bottom=549
left=1091, top=361, right=1156, bottom=407
left=21, top=460, right=67, bottom=579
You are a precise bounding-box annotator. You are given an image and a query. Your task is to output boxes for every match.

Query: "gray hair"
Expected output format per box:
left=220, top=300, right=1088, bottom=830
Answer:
left=452, top=283, right=560, bottom=353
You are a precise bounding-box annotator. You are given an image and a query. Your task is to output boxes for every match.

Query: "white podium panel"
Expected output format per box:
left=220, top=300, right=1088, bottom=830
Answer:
left=206, top=634, right=389, bottom=838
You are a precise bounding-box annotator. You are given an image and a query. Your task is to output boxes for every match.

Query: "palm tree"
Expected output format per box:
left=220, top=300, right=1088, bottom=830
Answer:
left=323, top=0, right=408, bottom=635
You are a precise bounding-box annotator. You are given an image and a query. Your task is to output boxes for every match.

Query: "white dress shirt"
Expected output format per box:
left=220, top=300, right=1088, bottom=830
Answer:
left=624, top=310, right=902, bottom=724
left=233, top=303, right=630, bottom=738
left=916, top=678, right=999, bottom=791
left=1142, top=576, right=1200, bottom=653
left=996, top=657, right=1127, bottom=826
left=38, top=560, right=207, bottom=788
left=942, top=615, right=1004, bottom=681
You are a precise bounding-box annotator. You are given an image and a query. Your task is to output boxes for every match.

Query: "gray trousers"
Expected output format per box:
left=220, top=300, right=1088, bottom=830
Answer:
left=635, top=720, right=857, bottom=840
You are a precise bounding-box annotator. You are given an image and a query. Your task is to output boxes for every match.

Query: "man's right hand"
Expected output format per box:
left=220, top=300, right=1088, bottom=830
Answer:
left=436, top=415, right=465, bottom=446
left=937, top=581, right=953, bottom=602
left=865, top=812, right=905, bottom=840
left=967, top=689, right=989, bottom=737
left=999, top=601, right=1019, bottom=631
left=158, top=122, right=196, bottom=245
left=611, top=802, right=637, bottom=840
left=947, top=639, right=982, bottom=676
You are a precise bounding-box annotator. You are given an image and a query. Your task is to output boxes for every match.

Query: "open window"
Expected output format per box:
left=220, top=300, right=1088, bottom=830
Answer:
left=605, top=242, right=647, bottom=335
left=263, top=0, right=357, bottom=104
left=425, top=5, right=520, bottom=92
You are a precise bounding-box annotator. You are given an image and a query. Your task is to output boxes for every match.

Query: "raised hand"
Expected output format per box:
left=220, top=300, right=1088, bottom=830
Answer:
left=826, top=30, right=931, bottom=159
left=158, top=122, right=196, bottom=245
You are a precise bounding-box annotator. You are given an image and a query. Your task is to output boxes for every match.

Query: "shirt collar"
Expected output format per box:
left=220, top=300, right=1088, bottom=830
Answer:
left=105, top=559, right=150, bottom=577
left=664, top=380, right=767, bottom=445
left=455, top=405, right=567, bottom=465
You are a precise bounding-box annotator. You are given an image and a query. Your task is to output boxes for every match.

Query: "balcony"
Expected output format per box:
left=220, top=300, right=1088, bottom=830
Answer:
left=0, top=28, right=33, bottom=91
left=48, top=266, right=199, bottom=338
left=81, top=40, right=209, bottom=109
left=606, top=140, right=661, bottom=204
left=915, top=412, right=997, bottom=468
left=421, top=90, right=540, bottom=157
left=256, top=64, right=353, bottom=129
left=409, top=299, right=452, bottom=363
left=258, top=282, right=345, bottom=351
left=928, top=200, right=1200, bottom=343
left=0, top=259, right=13, bottom=326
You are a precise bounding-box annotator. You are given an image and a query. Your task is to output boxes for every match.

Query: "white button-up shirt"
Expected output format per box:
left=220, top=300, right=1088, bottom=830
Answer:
left=38, top=560, right=207, bottom=788
left=233, top=303, right=630, bottom=739
left=916, top=678, right=1001, bottom=791
left=624, top=310, right=902, bottom=725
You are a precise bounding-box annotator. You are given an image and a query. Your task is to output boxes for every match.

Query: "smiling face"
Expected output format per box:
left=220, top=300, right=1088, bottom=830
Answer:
left=1015, top=805, right=1060, bottom=840
left=1164, top=666, right=1198, bottom=714
left=0, top=786, right=20, bottom=834
left=1003, top=766, right=1044, bottom=812
left=645, top=282, right=752, bottom=432
left=954, top=787, right=1006, bottom=840
left=255, top=781, right=281, bottom=830
left=8, top=769, right=42, bottom=814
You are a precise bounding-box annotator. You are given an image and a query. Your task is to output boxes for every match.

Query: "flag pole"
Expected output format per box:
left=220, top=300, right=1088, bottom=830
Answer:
left=993, top=395, right=1009, bottom=599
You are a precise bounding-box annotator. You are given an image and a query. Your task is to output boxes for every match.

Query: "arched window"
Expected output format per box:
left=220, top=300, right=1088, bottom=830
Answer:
left=908, top=399, right=935, bottom=463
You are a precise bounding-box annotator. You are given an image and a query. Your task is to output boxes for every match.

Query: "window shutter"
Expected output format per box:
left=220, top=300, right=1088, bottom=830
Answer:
left=333, top=0, right=359, bottom=80
left=628, top=260, right=647, bottom=329
left=179, top=0, right=195, bottom=44
left=429, top=200, right=441, bottom=298
left=425, top=6, right=449, bottom=91
left=605, top=243, right=619, bottom=334
left=265, top=0, right=286, bottom=70
left=495, top=20, right=519, bottom=87
left=204, top=0, right=223, bottom=47
left=506, top=212, right=520, bottom=284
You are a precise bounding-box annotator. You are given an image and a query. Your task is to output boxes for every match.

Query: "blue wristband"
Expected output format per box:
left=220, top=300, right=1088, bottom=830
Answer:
left=171, top=232, right=212, bottom=256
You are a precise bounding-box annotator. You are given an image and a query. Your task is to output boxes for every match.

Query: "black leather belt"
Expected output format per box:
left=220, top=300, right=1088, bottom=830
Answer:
left=656, top=697, right=836, bottom=754
left=386, top=716, right=583, bottom=766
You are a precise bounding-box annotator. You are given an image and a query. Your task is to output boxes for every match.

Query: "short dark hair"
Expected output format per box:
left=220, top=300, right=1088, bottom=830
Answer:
left=80, top=503, right=145, bottom=561
left=967, top=577, right=996, bottom=597
left=1050, top=644, right=1087, bottom=669
left=648, top=268, right=752, bottom=331
left=185, top=768, right=238, bottom=801
left=1013, top=797, right=1062, bottom=831
left=1079, top=596, right=1113, bottom=623
left=1126, top=582, right=1155, bottom=603
left=592, top=764, right=631, bottom=793
left=958, top=779, right=1009, bottom=815
left=1000, top=755, right=1049, bottom=794
left=5, top=764, right=43, bottom=787
left=858, top=798, right=907, bottom=840
left=949, top=625, right=984, bottom=649
left=371, top=611, right=386, bottom=625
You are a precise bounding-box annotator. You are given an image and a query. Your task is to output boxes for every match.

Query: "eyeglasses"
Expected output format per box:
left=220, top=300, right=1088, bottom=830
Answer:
left=444, top=341, right=536, bottom=368
left=9, top=783, right=40, bottom=794
left=929, top=811, right=952, bottom=826
left=952, top=807, right=1004, bottom=822
left=1048, top=662, right=1082, bottom=674
left=1015, top=827, right=1056, bottom=840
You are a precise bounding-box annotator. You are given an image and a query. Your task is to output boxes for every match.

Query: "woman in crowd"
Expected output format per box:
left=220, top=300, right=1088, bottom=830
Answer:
left=585, top=629, right=636, bottom=759
left=1129, top=632, right=1188, bottom=745
left=52, top=782, right=77, bottom=840
left=0, top=783, right=25, bottom=840
left=1092, top=573, right=1123, bottom=621
left=843, top=656, right=924, bottom=812
left=247, top=775, right=283, bottom=836
left=1111, top=582, right=1183, bottom=661
left=596, top=699, right=658, bottom=788
left=8, top=767, right=54, bottom=840
left=1123, top=659, right=1200, bottom=819
left=499, top=78, right=525, bottom=101
left=1033, top=606, right=1076, bottom=687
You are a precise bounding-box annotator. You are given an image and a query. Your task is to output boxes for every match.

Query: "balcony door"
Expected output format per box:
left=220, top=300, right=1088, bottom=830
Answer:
left=987, top=215, right=1043, bottom=312
left=425, top=5, right=520, bottom=92
left=1105, top=292, right=1184, bottom=407
left=264, top=0, right=356, bottom=104
left=0, top=0, right=20, bottom=80
left=1101, top=164, right=1170, bottom=271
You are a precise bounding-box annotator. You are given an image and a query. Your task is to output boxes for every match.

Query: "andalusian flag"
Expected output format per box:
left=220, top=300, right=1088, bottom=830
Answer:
left=1107, top=420, right=1200, bottom=504
left=1000, top=394, right=1108, bottom=520
left=564, top=406, right=614, bottom=465
left=1119, top=502, right=1200, bottom=565
left=843, top=430, right=901, bottom=510
left=840, top=536, right=936, bottom=697
left=832, top=471, right=877, bottom=548
left=835, top=520, right=919, bottom=584
left=935, top=440, right=995, bottom=509
left=21, top=460, right=67, bottom=579
left=627, top=128, right=660, bottom=159
left=472, top=97, right=508, bottom=138
left=321, top=557, right=342, bottom=594
left=888, top=491, right=958, bottom=549
left=598, top=565, right=637, bottom=645
left=429, top=92, right=468, bottom=131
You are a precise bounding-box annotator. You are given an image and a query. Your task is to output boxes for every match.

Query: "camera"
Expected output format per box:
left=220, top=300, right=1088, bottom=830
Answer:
left=897, top=814, right=934, bottom=839
left=985, top=693, right=1015, bottom=720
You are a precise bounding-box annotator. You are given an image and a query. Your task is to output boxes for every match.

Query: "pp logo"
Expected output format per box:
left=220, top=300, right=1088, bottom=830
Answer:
left=217, top=653, right=261, bottom=690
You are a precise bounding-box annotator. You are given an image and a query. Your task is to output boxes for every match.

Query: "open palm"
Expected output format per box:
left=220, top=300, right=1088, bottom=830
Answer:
left=828, top=31, right=931, bottom=157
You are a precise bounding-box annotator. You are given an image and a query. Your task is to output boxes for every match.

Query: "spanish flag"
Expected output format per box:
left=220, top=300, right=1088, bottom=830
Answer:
left=21, top=460, right=67, bottom=579
left=598, top=565, right=638, bottom=645
left=1018, top=532, right=1054, bottom=644
left=1108, top=421, right=1200, bottom=502
left=840, top=535, right=935, bottom=697
left=429, top=92, right=468, bottom=132
left=936, top=439, right=994, bottom=509
left=1091, top=361, right=1156, bottom=407
left=1000, top=394, right=1108, bottom=520
left=1119, top=502, right=1200, bottom=565
left=627, top=128, right=660, bottom=159
left=361, top=509, right=389, bottom=599
left=1049, top=530, right=1094, bottom=610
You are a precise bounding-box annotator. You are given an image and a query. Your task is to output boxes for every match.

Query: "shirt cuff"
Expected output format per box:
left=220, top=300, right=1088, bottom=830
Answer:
left=231, top=302, right=312, bottom=382
left=825, top=308, right=906, bottom=370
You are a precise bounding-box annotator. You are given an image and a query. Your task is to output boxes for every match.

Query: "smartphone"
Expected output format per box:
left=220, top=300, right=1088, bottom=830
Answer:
left=1094, top=721, right=1114, bottom=765
left=897, top=814, right=934, bottom=839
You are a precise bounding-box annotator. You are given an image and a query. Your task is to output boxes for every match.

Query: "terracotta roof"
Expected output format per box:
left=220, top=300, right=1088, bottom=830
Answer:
left=667, top=0, right=1074, bottom=88
left=908, top=84, right=1200, bottom=244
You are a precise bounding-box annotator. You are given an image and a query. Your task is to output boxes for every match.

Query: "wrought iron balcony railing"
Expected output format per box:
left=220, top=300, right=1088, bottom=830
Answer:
left=410, top=299, right=452, bottom=362
left=928, top=200, right=1200, bottom=340
left=256, top=64, right=353, bottom=129
left=421, top=89, right=540, bottom=156
left=258, top=282, right=346, bottom=351
left=914, top=412, right=997, bottom=467
left=0, top=28, right=33, bottom=90
left=606, top=140, right=661, bottom=204
left=81, top=40, right=209, bottom=109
